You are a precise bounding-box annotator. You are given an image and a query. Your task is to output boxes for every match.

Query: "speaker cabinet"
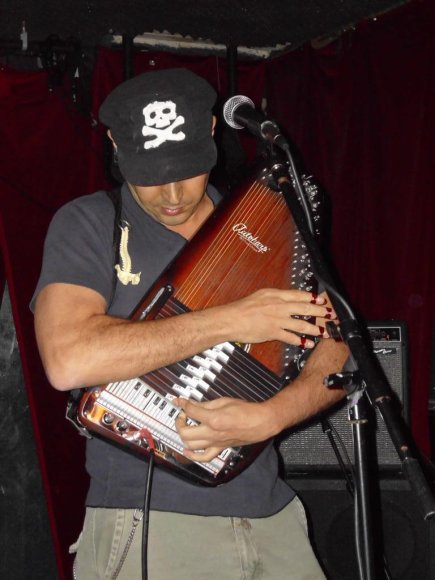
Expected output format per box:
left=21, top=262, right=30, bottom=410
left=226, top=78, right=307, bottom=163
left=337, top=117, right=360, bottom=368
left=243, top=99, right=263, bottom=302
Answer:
left=289, top=476, right=434, bottom=580
left=279, top=321, right=408, bottom=472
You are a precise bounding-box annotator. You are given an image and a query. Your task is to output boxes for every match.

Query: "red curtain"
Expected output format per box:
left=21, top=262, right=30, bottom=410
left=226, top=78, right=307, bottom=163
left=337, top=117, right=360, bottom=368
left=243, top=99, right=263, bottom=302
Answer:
left=0, top=67, right=100, bottom=577
left=0, top=1, right=433, bottom=576
left=266, top=0, right=435, bottom=456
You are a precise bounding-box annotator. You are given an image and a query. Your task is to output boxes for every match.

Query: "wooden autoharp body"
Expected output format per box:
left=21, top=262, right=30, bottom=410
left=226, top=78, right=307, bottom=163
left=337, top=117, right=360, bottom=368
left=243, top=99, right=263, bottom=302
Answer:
left=76, top=162, right=319, bottom=485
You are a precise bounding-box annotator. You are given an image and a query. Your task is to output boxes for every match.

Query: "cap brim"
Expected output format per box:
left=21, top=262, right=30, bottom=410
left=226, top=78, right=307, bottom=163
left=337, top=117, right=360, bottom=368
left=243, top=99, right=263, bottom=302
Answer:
left=118, top=136, right=217, bottom=186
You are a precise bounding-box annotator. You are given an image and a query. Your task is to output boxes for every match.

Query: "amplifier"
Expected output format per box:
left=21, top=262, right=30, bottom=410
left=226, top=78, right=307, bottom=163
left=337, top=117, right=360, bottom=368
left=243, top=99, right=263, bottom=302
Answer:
left=278, top=321, right=409, bottom=473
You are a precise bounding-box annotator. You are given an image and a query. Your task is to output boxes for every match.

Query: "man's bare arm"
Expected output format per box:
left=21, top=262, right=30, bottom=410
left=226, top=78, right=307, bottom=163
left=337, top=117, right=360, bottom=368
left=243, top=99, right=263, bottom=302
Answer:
left=34, top=282, right=336, bottom=390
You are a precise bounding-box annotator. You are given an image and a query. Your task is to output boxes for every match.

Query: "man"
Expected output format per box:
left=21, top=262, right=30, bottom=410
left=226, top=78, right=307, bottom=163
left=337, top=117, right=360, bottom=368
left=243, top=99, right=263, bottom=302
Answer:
left=33, top=68, right=348, bottom=579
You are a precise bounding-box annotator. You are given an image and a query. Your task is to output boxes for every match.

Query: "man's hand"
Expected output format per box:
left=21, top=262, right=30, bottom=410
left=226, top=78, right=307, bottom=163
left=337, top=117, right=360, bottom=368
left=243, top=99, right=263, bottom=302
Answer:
left=174, top=397, right=276, bottom=463
left=223, top=288, right=336, bottom=348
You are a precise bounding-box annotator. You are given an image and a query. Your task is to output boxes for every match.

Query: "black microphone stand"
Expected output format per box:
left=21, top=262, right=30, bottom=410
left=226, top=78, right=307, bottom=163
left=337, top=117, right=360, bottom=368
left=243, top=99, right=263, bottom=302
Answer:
left=268, top=140, right=435, bottom=580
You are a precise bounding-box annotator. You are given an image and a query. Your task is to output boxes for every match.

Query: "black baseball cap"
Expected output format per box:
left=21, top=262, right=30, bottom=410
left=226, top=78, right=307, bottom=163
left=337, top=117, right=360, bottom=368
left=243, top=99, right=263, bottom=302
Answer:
left=99, top=68, right=217, bottom=186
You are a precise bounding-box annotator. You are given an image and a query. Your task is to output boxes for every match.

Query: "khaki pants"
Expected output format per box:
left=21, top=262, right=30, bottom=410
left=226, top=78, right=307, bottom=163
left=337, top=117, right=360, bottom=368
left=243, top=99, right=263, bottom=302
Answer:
left=72, top=498, right=326, bottom=580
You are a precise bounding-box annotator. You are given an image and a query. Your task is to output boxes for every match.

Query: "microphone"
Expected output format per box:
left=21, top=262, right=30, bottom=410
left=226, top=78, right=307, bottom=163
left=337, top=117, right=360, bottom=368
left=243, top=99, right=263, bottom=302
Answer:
left=223, top=95, right=288, bottom=150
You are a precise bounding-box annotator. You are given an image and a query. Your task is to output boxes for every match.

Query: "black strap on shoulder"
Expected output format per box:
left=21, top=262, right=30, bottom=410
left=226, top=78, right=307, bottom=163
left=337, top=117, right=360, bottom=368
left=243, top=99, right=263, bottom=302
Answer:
left=106, top=186, right=123, bottom=310
left=65, top=187, right=123, bottom=432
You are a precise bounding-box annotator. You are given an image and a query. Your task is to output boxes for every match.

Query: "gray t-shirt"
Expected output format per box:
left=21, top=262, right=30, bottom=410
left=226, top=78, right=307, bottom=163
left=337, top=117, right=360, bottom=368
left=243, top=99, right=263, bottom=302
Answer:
left=32, top=182, right=295, bottom=516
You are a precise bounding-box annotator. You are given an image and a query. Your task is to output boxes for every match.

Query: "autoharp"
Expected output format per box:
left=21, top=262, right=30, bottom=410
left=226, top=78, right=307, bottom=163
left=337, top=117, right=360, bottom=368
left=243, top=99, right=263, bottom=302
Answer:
left=75, top=162, right=320, bottom=486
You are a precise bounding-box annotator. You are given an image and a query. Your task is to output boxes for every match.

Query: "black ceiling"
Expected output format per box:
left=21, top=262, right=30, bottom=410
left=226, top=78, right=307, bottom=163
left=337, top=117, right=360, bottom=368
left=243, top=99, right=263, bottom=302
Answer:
left=2, top=0, right=409, bottom=53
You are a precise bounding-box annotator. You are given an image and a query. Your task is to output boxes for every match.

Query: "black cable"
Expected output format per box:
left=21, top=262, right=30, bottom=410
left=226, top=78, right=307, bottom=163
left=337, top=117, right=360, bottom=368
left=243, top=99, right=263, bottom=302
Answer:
left=141, top=450, right=155, bottom=580
left=322, top=412, right=394, bottom=579
left=321, top=418, right=356, bottom=491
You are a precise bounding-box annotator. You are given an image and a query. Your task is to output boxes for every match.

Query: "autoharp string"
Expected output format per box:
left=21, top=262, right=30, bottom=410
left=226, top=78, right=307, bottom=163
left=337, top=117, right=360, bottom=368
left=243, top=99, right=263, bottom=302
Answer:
left=150, top=179, right=289, bottom=402
left=178, top=181, right=284, bottom=306
left=178, top=180, right=287, bottom=307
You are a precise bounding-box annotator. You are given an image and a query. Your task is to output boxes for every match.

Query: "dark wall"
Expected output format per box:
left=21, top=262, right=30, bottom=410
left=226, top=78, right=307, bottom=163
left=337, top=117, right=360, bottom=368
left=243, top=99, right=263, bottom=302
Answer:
left=1, top=0, right=408, bottom=48
left=0, top=286, right=58, bottom=580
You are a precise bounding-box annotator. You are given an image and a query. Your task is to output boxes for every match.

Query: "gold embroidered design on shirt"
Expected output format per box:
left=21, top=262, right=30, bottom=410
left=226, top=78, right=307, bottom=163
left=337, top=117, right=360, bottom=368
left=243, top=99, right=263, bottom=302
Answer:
left=115, top=222, right=141, bottom=285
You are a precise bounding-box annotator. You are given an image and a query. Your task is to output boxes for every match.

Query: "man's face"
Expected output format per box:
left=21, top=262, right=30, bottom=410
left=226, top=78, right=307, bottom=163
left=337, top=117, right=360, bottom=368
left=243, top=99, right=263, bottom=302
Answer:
left=130, top=172, right=210, bottom=228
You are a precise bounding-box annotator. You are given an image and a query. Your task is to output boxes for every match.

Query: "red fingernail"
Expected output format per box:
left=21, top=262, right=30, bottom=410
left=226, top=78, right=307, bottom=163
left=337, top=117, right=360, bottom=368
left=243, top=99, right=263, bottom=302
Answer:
left=300, top=336, right=306, bottom=347
left=318, top=326, right=325, bottom=335
left=310, top=292, right=318, bottom=304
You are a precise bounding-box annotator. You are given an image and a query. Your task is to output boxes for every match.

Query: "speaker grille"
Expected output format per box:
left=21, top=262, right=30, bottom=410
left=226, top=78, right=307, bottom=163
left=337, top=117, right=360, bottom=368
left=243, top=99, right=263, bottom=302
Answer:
left=278, top=321, right=408, bottom=472
left=287, top=476, right=433, bottom=580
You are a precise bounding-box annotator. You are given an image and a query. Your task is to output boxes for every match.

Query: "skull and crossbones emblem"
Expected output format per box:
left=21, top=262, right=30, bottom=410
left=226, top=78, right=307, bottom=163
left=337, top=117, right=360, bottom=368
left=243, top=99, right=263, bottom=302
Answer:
left=142, top=100, right=186, bottom=149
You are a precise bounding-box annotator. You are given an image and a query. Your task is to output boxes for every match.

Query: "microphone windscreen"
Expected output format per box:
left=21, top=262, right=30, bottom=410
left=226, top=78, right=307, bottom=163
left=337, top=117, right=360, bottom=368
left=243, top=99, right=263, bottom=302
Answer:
left=223, top=95, right=255, bottom=129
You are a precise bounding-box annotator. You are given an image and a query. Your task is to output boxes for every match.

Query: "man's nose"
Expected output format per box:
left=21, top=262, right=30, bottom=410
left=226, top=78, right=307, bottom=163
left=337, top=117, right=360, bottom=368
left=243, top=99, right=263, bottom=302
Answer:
left=162, top=182, right=183, bottom=204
